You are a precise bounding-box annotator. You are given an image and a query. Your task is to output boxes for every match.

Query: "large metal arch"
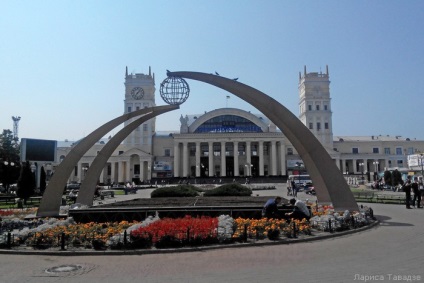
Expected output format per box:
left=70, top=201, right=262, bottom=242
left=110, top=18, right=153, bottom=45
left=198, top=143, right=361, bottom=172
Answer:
left=169, top=71, right=358, bottom=211
left=77, top=106, right=179, bottom=206
left=37, top=105, right=179, bottom=217
left=189, top=108, right=268, bottom=133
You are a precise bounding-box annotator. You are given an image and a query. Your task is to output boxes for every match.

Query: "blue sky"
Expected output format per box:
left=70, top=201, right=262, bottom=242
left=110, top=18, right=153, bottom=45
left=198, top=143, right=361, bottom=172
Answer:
left=1, top=1, right=424, bottom=141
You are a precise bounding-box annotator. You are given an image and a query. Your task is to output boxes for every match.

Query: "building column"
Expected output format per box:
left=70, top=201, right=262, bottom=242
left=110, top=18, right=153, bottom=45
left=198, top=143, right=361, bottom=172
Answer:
left=352, top=159, right=358, bottom=174
left=147, top=160, right=151, bottom=180
left=195, top=142, right=201, bottom=177
left=271, top=141, right=277, bottom=176
left=139, top=157, right=145, bottom=182
left=173, top=143, right=180, bottom=177
left=183, top=142, right=189, bottom=178
left=279, top=141, right=286, bottom=175
left=341, top=159, right=346, bottom=174
left=208, top=142, right=214, bottom=177
left=234, top=141, right=239, bottom=177
left=99, top=166, right=105, bottom=184
left=221, top=141, right=226, bottom=177
left=126, top=160, right=131, bottom=183
left=110, top=161, right=116, bottom=184
left=259, top=141, right=264, bottom=176
left=118, top=161, right=124, bottom=183
left=246, top=141, right=251, bottom=165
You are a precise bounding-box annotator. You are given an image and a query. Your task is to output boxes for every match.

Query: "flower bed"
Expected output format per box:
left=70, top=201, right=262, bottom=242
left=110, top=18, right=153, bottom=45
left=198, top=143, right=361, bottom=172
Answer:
left=0, top=204, right=375, bottom=251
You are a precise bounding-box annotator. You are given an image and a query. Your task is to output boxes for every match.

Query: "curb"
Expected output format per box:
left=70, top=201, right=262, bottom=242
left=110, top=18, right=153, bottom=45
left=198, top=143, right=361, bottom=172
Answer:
left=0, top=220, right=380, bottom=256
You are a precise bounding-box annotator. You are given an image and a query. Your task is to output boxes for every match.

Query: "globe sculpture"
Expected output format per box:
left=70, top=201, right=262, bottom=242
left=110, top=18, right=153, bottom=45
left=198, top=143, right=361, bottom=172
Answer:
left=160, top=76, right=190, bottom=105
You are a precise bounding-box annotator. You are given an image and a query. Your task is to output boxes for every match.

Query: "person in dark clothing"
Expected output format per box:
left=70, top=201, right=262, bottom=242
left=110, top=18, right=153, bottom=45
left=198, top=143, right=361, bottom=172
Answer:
left=412, top=177, right=422, bottom=208
left=262, top=196, right=282, bottom=218
left=403, top=177, right=412, bottom=209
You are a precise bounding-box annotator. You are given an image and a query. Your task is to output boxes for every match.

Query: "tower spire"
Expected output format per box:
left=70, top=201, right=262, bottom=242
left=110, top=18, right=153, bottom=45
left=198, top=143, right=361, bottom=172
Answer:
left=125, top=66, right=128, bottom=77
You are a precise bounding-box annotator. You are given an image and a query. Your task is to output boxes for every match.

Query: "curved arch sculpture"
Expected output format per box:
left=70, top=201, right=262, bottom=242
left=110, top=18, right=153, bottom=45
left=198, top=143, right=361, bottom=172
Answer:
left=77, top=106, right=178, bottom=205
left=189, top=108, right=268, bottom=133
left=37, top=105, right=179, bottom=217
left=169, top=71, right=358, bottom=211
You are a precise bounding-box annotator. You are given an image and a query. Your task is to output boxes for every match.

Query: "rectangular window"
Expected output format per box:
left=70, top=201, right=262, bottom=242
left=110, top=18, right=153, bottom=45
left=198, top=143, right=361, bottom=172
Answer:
left=317, top=122, right=321, bottom=130
left=127, top=106, right=132, bottom=113
left=309, top=123, right=313, bottom=129
left=143, top=124, right=148, bottom=131
left=119, top=151, right=124, bottom=155
left=407, top=147, right=414, bottom=155
left=324, top=105, right=328, bottom=110
left=384, top=148, right=390, bottom=154
left=396, top=147, right=402, bottom=155
left=352, top=148, right=359, bottom=154
left=308, top=105, right=312, bottom=111
left=397, top=160, right=404, bottom=166
left=324, top=122, right=329, bottom=129
left=373, top=148, right=379, bottom=154
left=164, top=149, right=171, bottom=156
left=316, top=105, right=320, bottom=111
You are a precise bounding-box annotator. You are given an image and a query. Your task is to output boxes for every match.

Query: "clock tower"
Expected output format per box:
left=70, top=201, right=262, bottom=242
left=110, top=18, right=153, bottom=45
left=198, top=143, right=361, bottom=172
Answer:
left=123, top=66, right=156, bottom=147
left=298, top=65, right=333, bottom=149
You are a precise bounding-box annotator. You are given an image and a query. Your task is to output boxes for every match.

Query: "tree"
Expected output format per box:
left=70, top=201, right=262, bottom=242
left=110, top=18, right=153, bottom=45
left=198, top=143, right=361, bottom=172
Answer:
left=17, top=161, right=35, bottom=203
left=384, top=170, right=392, bottom=186
left=392, top=169, right=403, bottom=186
left=0, top=129, right=21, bottom=191
left=40, top=166, right=46, bottom=194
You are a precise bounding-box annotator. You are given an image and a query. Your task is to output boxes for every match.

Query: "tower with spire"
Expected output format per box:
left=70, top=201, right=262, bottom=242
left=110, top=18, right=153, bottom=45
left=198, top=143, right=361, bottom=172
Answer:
left=298, top=65, right=333, bottom=150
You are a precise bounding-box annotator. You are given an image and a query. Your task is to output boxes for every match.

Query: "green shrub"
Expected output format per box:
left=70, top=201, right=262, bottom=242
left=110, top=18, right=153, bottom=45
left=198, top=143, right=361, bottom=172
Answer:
left=151, top=185, right=202, bottom=198
left=203, top=183, right=252, bottom=197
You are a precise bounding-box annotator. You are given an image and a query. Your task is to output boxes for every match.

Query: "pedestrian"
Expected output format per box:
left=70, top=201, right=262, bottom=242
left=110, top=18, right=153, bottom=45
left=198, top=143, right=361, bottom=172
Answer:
left=262, top=196, right=282, bottom=218
left=403, top=176, right=412, bottom=209
left=412, top=177, right=422, bottom=208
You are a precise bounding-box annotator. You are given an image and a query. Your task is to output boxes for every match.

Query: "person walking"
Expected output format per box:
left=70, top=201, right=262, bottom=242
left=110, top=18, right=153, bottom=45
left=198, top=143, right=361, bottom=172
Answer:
left=403, top=176, right=412, bottom=209
left=412, top=177, right=422, bottom=208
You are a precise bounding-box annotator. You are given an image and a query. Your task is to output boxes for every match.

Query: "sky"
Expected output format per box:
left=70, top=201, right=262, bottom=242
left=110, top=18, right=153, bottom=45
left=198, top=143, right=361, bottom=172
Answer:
left=1, top=1, right=424, bottom=142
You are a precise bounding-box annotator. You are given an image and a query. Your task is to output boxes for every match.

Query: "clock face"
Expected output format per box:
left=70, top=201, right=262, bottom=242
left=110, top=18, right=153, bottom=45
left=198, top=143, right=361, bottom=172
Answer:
left=131, top=87, right=144, bottom=100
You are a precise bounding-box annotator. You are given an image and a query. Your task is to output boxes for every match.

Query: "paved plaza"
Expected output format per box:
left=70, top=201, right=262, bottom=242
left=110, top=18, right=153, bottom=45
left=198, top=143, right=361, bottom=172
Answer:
left=1, top=185, right=423, bottom=283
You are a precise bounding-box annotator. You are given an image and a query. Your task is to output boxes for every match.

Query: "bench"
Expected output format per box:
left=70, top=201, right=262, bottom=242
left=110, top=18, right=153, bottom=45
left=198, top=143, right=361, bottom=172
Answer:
left=375, top=194, right=405, bottom=204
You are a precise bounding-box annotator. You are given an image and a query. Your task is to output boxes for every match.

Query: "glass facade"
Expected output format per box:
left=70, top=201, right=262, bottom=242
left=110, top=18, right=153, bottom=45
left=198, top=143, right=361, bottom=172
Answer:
left=194, top=115, right=263, bottom=133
